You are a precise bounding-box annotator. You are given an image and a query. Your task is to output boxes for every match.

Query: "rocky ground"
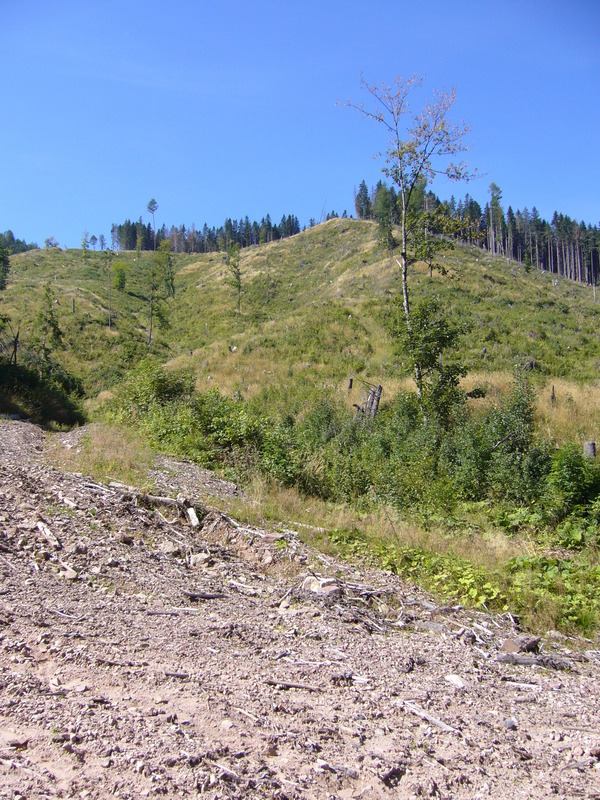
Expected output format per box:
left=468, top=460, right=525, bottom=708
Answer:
left=1, top=420, right=599, bottom=800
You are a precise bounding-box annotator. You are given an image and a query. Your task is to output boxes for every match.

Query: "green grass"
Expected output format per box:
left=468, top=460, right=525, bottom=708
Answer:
left=5, top=220, right=600, bottom=405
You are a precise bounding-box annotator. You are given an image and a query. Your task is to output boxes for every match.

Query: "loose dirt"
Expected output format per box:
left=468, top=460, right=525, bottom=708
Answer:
left=1, top=421, right=599, bottom=799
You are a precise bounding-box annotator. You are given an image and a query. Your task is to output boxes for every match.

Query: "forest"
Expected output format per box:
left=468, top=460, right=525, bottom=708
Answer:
left=355, top=178, right=600, bottom=286
left=110, top=212, right=303, bottom=254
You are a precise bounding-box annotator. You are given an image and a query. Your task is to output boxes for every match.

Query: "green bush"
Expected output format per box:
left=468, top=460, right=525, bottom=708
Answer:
left=546, top=443, right=600, bottom=518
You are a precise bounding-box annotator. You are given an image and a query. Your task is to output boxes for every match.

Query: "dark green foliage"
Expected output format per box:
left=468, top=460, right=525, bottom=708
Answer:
left=0, top=230, right=38, bottom=254
left=106, top=364, right=555, bottom=517
left=112, top=212, right=300, bottom=253
left=507, top=554, right=600, bottom=634
left=483, top=376, right=548, bottom=502
left=546, top=444, right=600, bottom=519
left=0, top=358, right=84, bottom=426
left=109, top=360, right=264, bottom=478
left=372, top=182, right=395, bottom=251
left=0, top=248, right=10, bottom=290
left=113, top=265, right=127, bottom=291
left=354, top=180, right=372, bottom=220
left=393, top=296, right=466, bottom=427
left=34, top=281, right=63, bottom=362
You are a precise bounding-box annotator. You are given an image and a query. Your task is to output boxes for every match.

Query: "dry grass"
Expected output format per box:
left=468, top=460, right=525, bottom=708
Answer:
left=47, top=423, right=154, bottom=487
left=535, top=379, right=600, bottom=445
left=220, top=474, right=525, bottom=583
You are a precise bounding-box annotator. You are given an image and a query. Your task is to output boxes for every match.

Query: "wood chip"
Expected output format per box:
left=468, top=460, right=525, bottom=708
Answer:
left=37, top=519, right=61, bottom=549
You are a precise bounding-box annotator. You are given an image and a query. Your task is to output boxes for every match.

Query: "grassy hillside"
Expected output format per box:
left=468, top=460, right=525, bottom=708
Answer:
left=4, top=220, right=600, bottom=635
left=5, top=219, right=600, bottom=423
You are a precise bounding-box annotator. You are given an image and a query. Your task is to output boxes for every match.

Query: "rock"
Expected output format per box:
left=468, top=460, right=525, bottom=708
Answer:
left=159, top=540, right=180, bottom=556
left=4, top=736, right=29, bottom=750
left=60, top=565, right=78, bottom=581
left=302, top=576, right=342, bottom=596
left=501, top=636, right=541, bottom=654
left=186, top=506, right=200, bottom=527
left=503, top=717, right=518, bottom=731
left=190, top=552, right=211, bottom=567
left=445, top=674, right=467, bottom=689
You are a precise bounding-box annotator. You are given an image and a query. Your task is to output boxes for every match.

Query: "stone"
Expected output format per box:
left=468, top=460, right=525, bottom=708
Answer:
left=190, top=552, right=211, bottom=567
left=302, top=576, right=342, bottom=596
left=159, top=540, right=180, bottom=556
left=445, top=674, right=467, bottom=689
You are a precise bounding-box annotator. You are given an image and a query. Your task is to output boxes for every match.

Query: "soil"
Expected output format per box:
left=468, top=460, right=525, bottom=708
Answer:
left=1, top=420, right=599, bottom=800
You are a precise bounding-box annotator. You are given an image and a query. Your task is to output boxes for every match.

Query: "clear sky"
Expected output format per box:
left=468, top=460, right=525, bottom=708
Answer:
left=1, top=0, right=599, bottom=248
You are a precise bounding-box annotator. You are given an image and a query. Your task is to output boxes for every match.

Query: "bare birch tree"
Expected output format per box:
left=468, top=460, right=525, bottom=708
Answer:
left=344, top=74, right=476, bottom=402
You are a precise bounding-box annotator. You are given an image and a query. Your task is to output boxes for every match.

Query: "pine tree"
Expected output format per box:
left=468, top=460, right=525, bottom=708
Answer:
left=354, top=180, right=372, bottom=219
left=0, top=247, right=9, bottom=291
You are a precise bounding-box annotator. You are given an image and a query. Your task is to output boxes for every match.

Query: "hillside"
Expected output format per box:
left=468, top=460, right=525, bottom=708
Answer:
left=3, top=220, right=600, bottom=637
left=5, top=218, right=600, bottom=405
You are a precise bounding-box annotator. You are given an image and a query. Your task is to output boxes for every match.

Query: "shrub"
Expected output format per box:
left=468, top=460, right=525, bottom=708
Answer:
left=546, top=443, right=600, bottom=518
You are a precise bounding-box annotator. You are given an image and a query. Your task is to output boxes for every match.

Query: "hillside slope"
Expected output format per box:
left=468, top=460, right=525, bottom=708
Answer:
left=4, top=219, right=600, bottom=407
left=3, top=223, right=600, bottom=637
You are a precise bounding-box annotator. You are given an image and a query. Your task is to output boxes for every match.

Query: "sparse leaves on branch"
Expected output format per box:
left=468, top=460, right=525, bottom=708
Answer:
left=345, top=74, right=475, bottom=421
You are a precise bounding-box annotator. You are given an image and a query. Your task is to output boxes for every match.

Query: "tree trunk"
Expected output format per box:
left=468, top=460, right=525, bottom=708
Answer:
left=396, top=189, right=422, bottom=401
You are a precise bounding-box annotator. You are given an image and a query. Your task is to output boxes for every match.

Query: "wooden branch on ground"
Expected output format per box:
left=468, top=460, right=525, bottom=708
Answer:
left=182, top=589, right=224, bottom=601
left=147, top=610, right=179, bottom=617
left=204, top=759, right=240, bottom=782
left=0, top=553, right=17, bottom=571
left=496, top=653, right=572, bottom=671
left=266, top=678, right=323, bottom=693
left=128, top=490, right=205, bottom=527
left=37, top=519, right=61, bottom=549
left=396, top=700, right=460, bottom=734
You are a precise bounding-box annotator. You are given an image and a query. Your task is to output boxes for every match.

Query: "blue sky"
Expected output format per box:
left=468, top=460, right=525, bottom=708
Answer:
left=1, top=0, right=599, bottom=248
